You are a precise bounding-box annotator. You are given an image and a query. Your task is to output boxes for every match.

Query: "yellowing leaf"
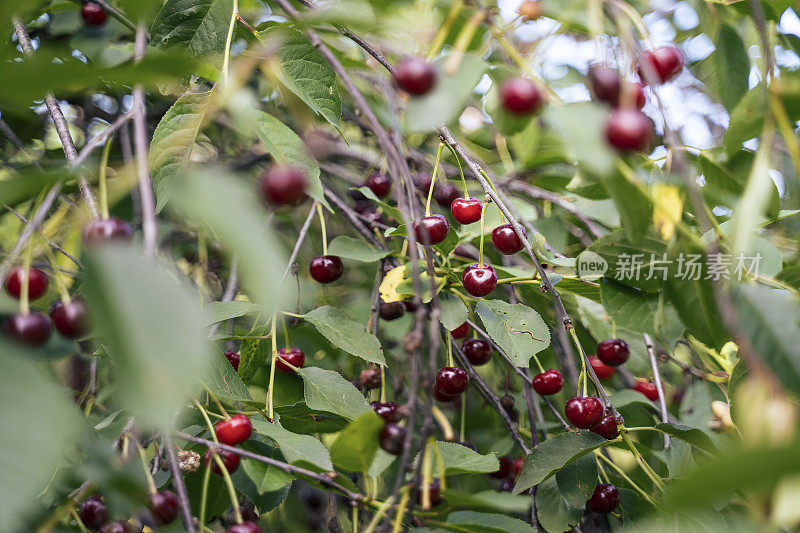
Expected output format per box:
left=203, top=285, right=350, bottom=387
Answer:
left=652, top=183, right=683, bottom=240
left=379, top=265, right=405, bottom=303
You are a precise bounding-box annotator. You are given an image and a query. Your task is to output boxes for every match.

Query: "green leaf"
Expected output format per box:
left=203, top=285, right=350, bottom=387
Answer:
left=587, top=230, right=668, bottom=293
left=536, top=476, right=583, bottom=533
left=203, top=300, right=260, bottom=326
left=84, top=245, right=214, bottom=429
left=150, top=0, right=235, bottom=69
left=599, top=279, right=684, bottom=344
left=327, top=236, right=388, bottom=262
left=237, top=440, right=294, bottom=493
left=304, top=306, right=385, bottom=364
left=439, top=293, right=469, bottom=331
left=251, top=418, right=333, bottom=470
left=475, top=300, right=550, bottom=367
left=425, top=442, right=500, bottom=475
left=296, top=367, right=371, bottom=420
left=513, top=432, right=606, bottom=493
left=543, top=102, right=616, bottom=179
left=330, top=411, right=384, bottom=471
left=0, top=170, right=61, bottom=207
left=205, top=350, right=252, bottom=402
left=237, top=329, right=270, bottom=383
left=602, top=166, right=651, bottom=243
left=441, top=490, right=532, bottom=514
left=149, top=90, right=213, bottom=212
left=712, top=24, right=750, bottom=111
left=654, top=423, right=720, bottom=454
left=723, top=85, right=765, bottom=155
left=555, top=454, right=598, bottom=508
left=445, top=511, right=535, bottom=533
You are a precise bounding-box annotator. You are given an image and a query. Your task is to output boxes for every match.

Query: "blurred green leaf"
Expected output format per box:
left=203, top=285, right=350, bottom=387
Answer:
left=304, top=306, right=385, bottom=364
left=544, top=102, right=615, bottom=179
left=476, top=299, right=550, bottom=367
left=203, top=300, right=260, bottom=326
left=712, top=24, right=749, bottom=111
left=445, top=510, right=535, bottom=533
left=327, top=235, right=388, bottom=262
left=330, top=411, right=384, bottom=471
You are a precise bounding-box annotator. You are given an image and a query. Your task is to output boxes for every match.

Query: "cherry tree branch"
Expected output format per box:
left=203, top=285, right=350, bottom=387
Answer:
left=281, top=201, right=319, bottom=284
left=643, top=333, right=669, bottom=447
left=73, top=110, right=135, bottom=168
left=164, top=437, right=197, bottom=532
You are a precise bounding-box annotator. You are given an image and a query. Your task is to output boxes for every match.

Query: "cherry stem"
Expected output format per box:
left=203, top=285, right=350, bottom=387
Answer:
left=531, top=353, right=545, bottom=374
left=351, top=504, right=359, bottom=533
left=135, top=441, right=158, bottom=495
left=42, top=243, right=71, bottom=304
left=495, top=274, right=537, bottom=285
left=477, top=201, right=488, bottom=268
left=430, top=405, right=455, bottom=442
left=391, top=487, right=410, bottom=533
left=444, top=142, right=469, bottom=199
left=620, top=427, right=664, bottom=490
left=198, top=461, right=212, bottom=529
left=267, top=313, right=278, bottom=420
left=431, top=440, right=446, bottom=490
left=380, top=365, right=386, bottom=403
left=98, top=133, right=113, bottom=220
left=202, top=385, right=230, bottom=419
left=446, top=331, right=454, bottom=367
left=194, top=400, right=219, bottom=443
left=427, top=0, right=463, bottom=60
left=425, top=143, right=445, bottom=217
left=281, top=313, right=289, bottom=350
left=595, top=451, right=663, bottom=509
left=20, top=240, right=32, bottom=315
left=459, top=394, right=466, bottom=442
left=211, top=452, right=243, bottom=523
left=363, top=495, right=395, bottom=533
left=316, top=203, right=328, bottom=256
left=420, top=438, right=433, bottom=510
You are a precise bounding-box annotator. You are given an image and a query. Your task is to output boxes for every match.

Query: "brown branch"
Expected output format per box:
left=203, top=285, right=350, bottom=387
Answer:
left=73, top=110, right=135, bottom=168
left=643, top=333, right=669, bottom=447
left=164, top=437, right=197, bottom=532
left=281, top=200, right=319, bottom=284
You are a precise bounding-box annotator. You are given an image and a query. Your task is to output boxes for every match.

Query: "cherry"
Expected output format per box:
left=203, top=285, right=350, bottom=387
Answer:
left=204, top=448, right=241, bottom=475
left=461, top=338, right=492, bottom=366
left=590, top=414, right=620, bottom=440
left=275, top=347, right=305, bottom=373
left=518, top=0, right=542, bottom=20
left=360, top=367, right=382, bottom=390
left=435, top=366, right=469, bottom=397
left=259, top=166, right=307, bottom=205
left=79, top=494, right=108, bottom=531
left=605, top=109, right=654, bottom=152
left=215, top=414, right=252, bottom=446
left=226, top=522, right=263, bottom=533
left=450, top=322, right=470, bottom=339
left=395, top=57, right=437, bottom=96
left=99, top=522, right=135, bottom=533
left=500, top=78, right=544, bottom=115
left=50, top=300, right=89, bottom=338
left=588, top=483, right=620, bottom=513
left=309, top=255, right=343, bottom=283
left=416, top=477, right=443, bottom=506
left=414, top=172, right=433, bottom=194
left=531, top=368, right=564, bottom=396
left=370, top=401, right=399, bottom=423
left=5, top=266, right=48, bottom=300
left=148, top=490, right=179, bottom=525
left=83, top=217, right=133, bottom=245
left=403, top=300, right=418, bottom=313
left=224, top=350, right=240, bottom=371
left=450, top=197, right=483, bottom=225
left=589, top=356, right=615, bottom=380
left=500, top=394, right=515, bottom=411
left=634, top=379, right=659, bottom=401
left=596, top=338, right=630, bottom=366
left=491, top=223, right=526, bottom=255
left=433, top=387, right=458, bottom=403
left=490, top=455, right=513, bottom=479
left=433, top=183, right=461, bottom=208
left=461, top=264, right=497, bottom=297
left=631, top=82, right=647, bottom=109
left=4, top=312, right=51, bottom=346
left=81, top=1, right=108, bottom=26
left=365, top=173, right=392, bottom=198
left=565, top=396, right=604, bottom=429
left=498, top=478, right=515, bottom=492
left=358, top=207, right=385, bottom=228
left=412, top=214, right=449, bottom=245
left=379, top=423, right=407, bottom=455
left=512, top=456, right=525, bottom=477
left=588, top=66, right=621, bottom=105
left=379, top=300, right=405, bottom=321
left=638, top=45, right=684, bottom=84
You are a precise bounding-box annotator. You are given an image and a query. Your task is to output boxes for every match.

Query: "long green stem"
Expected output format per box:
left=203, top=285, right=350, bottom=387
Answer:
left=199, top=465, right=212, bottom=529
left=267, top=313, right=278, bottom=419
left=380, top=365, right=386, bottom=403
left=391, top=487, right=410, bottom=533
left=20, top=240, right=33, bottom=315
left=478, top=201, right=487, bottom=267
left=427, top=0, right=463, bottom=60
left=98, top=134, right=113, bottom=219
left=363, top=496, right=395, bottom=533
left=446, top=331, right=454, bottom=367
left=445, top=142, right=469, bottom=198
left=620, top=428, right=664, bottom=489
left=212, top=453, right=243, bottom=523
left=317, top=203, right=328, bottom=256
left=595, top=451, right=663, bottom=509
left=459, top=394, right=466, bottom=442
left=194, top=400, right=219, bottom=443
left=135, top=442, right=158, bottom=494
left=425, top=143, right=445, bottom=217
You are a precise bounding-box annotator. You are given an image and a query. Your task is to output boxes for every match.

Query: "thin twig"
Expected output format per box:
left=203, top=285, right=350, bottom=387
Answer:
left=208, top=257, right=239, bottom=338
left=164, top=437, right=197, bottom=532
left=4, top=205, right=83, bottom=267
left=643, top=333, right=669, bottom=447
left=73, top=111, right=135, bottom=168
left=281, top=201, right=318, bottom=283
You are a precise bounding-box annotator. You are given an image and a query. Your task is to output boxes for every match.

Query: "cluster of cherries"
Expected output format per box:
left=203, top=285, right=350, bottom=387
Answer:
left=79, top=492, right=179, bottom=532
left=587, top=341, right=661, bottom=401
left=226, top=345, right=306, bottom=375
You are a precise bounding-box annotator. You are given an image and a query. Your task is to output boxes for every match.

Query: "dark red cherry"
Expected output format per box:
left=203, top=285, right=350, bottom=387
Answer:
left=634, top=379, right=659, bottom=401
left=589, top=356, right=615, bottom=380
left=81, top=1, right=108, bottom=26
left=461, top=264, right=497, bottom=297
left=309, top=255, right=343, bottom=283
left=605, top=109, right=654, bottom=152
left=490, top=455, right=513, bottom=479
left=588, top=483, right=620, bottom=513
left=215, top=414, right=252, bottom=446
left=500, top=78, right=544, bottom=115
left=379, top=300, right=405, bottom=321
left=450, top=197, right=483, bottom=225
left=80, top=494, right=108, bottom=531
left=224, top=350, right=240, bottom=371
left=450, top=322, right=470, bottom=339
left=590, top=414, right=620, bottom=440
left=379, top=423, right=407, bottom=455
left=50, top=300, right=89, bottom=338
left=433, top=183, right=461, bottom=208
left=588, top=65, right=622, bottom=105
left=412, top=214, right=449, bottom=245
left=491, top=223, right=526, bottom=255
left=597, top=338, right=630, bottom=366
left=99, top=522, right=135, bottom=533
left=631, top=82, right=647, bottom=109
left=414, top=172, right=433, bottom=194
left=275, top=347, right=305, bottom=373
left=403, top=300, right=418, bottom=313
left=4, top=312, right=51, bottom=346
left=226, top=521, right=263, bottom=533
left=371, top=401, right=399, bottom=423
left=360, top=367, right=382, bottom=390
left=565, top=396, right=604, bottom=429
left=359, top=207, right=385, bottom=228
left=83, top=217, right=133, bottom=245
left=365, top=173, right=392, bottom=198
left=512, top=456, right=525, bottom=477
left=416, top=478, right=443, bottom=507
left=5, top=266, right=48, bottom=300
left=259, top=166, right=307, bottom=205
left=531, top=368, right=564, bottom=395
left=435, top=366, right=469, bottom=397
left=433, top=387, right=458, bottom=403
left=148, top=490, right=179, bottom=525
left=638, top=45, right=684, bottom=84
left=498, top=478, right=515, bottom=492
left=395, top=57, right=437, bottom=96
left=461, top=338, right=492, bottom=366
left=204, top=448, right=241, bottom=475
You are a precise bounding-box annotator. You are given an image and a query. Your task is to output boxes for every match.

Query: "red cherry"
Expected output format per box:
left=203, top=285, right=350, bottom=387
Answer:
left=50, top=300, right=89, bottom=338
left=224, top=350, right=240, bottom=371
left=79, top=494, right=108, bottom=531
left=490, top=455, right=513, bottom=479
left=412, top=214, right=449, bottom=245
left=99, top=522, right=135, bottom=533
left=83, top=217, right=133, bottom=245
left=414, top=172, right=433, bottom=193
left=433, top=386, right=458, bottom=403
left=379, top=300, right=405, bottom=321
left=416, top=477, right=443, bottom=506
left=461, top=338, right=492, bottom=366
left=450, top=197, right=483, bottom=225
left=589, top=356, right=615, bottom=380
left=631, top=82, right=647, bottom=109
left=491, top=223, right=526, bottom=255
left=395, top=57, right=437, bottom=96
left=634, top=379, right=659, bottom=401
left=588, top=66, right=622, bottom=105
left=435, top=366, right=469, bottom=397
left=4, top=312, right=51, bottom=346
left=215, top=414, right=252, bottom=446
left=531, top=368, right=564, bottom=396
left=433, top=183, right=461, bottom=208
left=5, top=266, right=48, bottom=300
left=461, top=264, right=497, bottom=297
left=597, top=338, right=630, bottom=366
left=204, top=448, right=241, bottom=475
left=605, top=109, right=654, bottom=152
left=379, top=423, right=407, bottom=455
left=500, top=78, right=544, bottom=115
left=564, top=396, right=604, bottom=429
left=590, top=414, right=620, bottom=440
left=370, top=401, right=399, bottom=423
left=148, top=490, right=179, bottom=525
left=309, top=255, right=343, bottom=283
left=365, top=173, right=392, bottom=198
left=403, top=300, right=418, bottom=313
left=498, top=478, right=515, bottom=492
left=259, top=166, right=307, bottom=205
left=588, top=483, right=620, bottom=513
left=275, top=347, right=305, bottom=373
left=81, top=1, right=108, bottom=26
left=638, top=45, right=684, bottom=84
left=450, top=322, right=470, bottom=339
left=512, top=456, right=525, bottom=477
left=360, top=367, right=382, bottom=390
left=226, top=522, right=263, bottom=533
